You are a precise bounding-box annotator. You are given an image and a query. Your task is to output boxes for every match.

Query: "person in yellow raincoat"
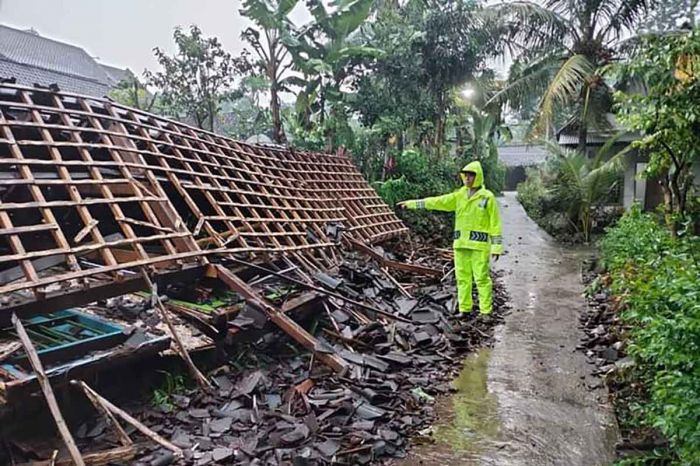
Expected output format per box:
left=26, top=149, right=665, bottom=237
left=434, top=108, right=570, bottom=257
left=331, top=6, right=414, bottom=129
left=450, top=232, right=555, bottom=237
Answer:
left=398, top=161, right=503, bottom=315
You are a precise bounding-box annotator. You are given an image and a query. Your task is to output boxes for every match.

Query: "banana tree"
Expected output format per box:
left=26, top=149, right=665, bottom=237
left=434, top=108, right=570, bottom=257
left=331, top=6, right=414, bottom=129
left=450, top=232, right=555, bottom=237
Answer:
left=240, top=0, right=302, bottom=143
left=287, top=0, right=382, bottom=151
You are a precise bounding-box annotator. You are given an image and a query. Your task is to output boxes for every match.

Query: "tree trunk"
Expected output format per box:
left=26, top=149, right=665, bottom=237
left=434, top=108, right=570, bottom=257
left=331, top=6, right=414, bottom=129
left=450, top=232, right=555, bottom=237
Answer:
left=434, top=91, right=446, bottom=155
left=577, top=124, right=588, bottom=154
left=208, top=100, right=215, bottom=132
left=659, top=173, right=677, bottom=238
left=270, top=85, right=286, bottom=144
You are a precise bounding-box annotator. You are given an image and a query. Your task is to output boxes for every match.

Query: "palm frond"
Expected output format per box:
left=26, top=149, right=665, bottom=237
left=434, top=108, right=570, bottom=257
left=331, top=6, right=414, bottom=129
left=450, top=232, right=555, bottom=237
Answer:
left=240, top=0, right=276, bottom=29
left=536, top=54, right=594, bottom=133
left=276, top=0, right=300, bottom=19
left=330, top=0, right=374, bottom=39
left=601, top=0, right=657, bottom=40
left=486, top=53, right=566, bottom=108
left=488, top=1, right=570, bottom=54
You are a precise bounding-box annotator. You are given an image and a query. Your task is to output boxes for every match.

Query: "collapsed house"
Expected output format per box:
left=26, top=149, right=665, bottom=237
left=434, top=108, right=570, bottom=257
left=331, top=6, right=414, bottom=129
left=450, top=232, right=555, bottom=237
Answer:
left=0, top=83, right=505, bottom=465
left=0, top=80, right=414, bottom=392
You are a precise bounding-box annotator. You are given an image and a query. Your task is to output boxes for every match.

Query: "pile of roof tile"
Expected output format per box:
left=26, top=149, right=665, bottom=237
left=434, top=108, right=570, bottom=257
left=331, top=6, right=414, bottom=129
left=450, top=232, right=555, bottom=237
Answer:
left=74, top=248, right=509, bottom=465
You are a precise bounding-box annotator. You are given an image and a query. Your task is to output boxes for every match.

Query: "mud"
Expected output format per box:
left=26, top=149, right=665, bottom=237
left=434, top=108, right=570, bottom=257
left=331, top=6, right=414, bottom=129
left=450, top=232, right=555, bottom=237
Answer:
left=399, top=192, right=618, bottom=465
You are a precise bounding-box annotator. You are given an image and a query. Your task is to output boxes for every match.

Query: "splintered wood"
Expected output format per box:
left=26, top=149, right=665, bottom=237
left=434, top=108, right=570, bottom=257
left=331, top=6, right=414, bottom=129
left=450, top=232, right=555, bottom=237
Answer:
left=0, top=83, right=407, bottom=309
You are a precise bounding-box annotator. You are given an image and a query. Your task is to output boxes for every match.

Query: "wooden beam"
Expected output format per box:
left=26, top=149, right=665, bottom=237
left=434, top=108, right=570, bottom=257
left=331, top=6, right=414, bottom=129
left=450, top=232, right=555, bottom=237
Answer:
left=71, top=380, right=132, bottom=447
left=139, top=269, right=212, bottom=390
left=68, top=381, right=182, bottom=456
left=16, top=444, right=136, bottom=466
left=213, top=264, right=348, bottom=373
left=347, top=238, right=442, bottom=277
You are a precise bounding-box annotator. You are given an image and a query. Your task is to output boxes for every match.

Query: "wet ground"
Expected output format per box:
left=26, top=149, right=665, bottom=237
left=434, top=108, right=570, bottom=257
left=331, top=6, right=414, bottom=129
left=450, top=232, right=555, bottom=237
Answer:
left=400, top=192, right=618, bottom=466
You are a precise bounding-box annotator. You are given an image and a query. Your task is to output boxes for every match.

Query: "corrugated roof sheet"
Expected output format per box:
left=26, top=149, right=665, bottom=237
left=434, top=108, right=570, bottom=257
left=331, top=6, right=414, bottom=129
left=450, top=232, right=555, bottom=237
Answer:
left=498, top=144, right=547, bottom=167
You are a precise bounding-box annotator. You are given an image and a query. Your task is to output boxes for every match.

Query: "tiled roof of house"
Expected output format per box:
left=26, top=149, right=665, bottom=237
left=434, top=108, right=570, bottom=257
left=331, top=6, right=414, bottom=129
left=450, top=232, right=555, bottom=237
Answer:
left=0, top=24, right=129, bottom=96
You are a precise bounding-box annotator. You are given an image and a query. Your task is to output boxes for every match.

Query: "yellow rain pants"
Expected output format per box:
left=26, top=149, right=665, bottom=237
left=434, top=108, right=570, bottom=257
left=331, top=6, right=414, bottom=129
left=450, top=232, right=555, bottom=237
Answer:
left=454, top=248, right=492, bottom=314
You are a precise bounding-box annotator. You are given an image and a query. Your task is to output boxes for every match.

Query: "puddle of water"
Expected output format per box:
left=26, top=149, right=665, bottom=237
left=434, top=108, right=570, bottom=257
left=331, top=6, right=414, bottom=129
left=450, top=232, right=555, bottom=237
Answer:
left=397, top=349, right=501, bottom=465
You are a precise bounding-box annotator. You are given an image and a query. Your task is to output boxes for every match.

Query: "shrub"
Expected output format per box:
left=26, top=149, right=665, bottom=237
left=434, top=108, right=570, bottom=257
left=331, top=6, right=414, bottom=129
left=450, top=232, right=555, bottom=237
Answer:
left=374, top=149, right=460, bottom=240
left=517, top=140, right=625, bottom=242
left=601, top=207, right=700, bottom=464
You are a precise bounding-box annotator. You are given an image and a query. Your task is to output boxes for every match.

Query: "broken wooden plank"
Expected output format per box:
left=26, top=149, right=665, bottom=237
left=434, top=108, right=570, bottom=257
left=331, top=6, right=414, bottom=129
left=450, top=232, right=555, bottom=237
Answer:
left=139, top=268, right=212, bottom=390
left=70, top=381, right=182, bottom=456
left=217, top=259, right=412, bottom=323
left=0, top=341, right=22, bottom=362
left=348, top=238, right=442, bottom=277
left=71, top=380, right=132, bottom=447
left=12, top=313, right=86, bottom=466
left=73, top=219, right=99, bottom=243
left=16, top=444, right=136, bottom=466
left=213, top=264, right=349, bottom=373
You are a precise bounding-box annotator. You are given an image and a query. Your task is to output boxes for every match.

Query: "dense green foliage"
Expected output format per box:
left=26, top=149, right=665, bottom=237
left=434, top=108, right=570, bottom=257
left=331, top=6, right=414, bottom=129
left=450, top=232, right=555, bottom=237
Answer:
left=615, top=29, right=700, bottom=236
left=601, top=208, right=700, bottom=464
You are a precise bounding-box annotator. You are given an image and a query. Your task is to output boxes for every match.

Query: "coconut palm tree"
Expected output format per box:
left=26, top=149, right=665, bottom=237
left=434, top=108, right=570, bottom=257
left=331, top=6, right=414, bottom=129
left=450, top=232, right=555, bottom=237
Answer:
left=487, top=0, right=657, bottom=149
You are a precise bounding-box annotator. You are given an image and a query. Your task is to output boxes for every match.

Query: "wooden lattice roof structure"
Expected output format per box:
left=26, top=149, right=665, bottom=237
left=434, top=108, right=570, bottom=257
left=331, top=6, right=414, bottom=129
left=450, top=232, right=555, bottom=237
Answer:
left=0, top=83, right=407, bottom=316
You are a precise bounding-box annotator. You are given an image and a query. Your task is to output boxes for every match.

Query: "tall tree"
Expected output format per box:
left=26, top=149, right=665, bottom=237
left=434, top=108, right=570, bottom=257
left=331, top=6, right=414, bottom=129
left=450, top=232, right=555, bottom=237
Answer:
left=289, top=0, right=380, bottom=151
left=146, top=25, right=248, bottom=131
left=421, top=0, right=490, bottom=149
left=352, top=0, right=491, bottom=154
left=488, top=0, right=657, bottom=149
left=240, top=0, right=300, bottom=143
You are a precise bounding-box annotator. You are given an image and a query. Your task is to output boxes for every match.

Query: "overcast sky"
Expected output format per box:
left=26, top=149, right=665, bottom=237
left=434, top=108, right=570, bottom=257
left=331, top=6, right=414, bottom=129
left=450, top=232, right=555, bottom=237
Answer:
left=0, top=0, right=311, bottom=76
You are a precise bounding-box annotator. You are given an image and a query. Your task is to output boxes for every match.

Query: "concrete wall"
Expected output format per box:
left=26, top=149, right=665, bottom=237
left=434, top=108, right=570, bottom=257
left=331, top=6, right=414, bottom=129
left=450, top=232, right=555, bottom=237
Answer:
left=623, top=157, right=648, bottom=209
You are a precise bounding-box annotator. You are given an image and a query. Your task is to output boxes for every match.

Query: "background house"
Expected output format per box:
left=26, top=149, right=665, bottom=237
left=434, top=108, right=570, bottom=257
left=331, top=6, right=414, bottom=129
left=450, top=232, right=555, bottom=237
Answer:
left=0, top=24, right=131, bottom=96
left=498, top=144, right=547, bottom=190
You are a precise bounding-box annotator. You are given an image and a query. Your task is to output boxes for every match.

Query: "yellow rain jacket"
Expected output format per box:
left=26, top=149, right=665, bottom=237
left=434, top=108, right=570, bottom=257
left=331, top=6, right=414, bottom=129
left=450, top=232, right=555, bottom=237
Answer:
left=405, top=161, right=503, bottom=255
left=404, top=161, right=503, bottom=314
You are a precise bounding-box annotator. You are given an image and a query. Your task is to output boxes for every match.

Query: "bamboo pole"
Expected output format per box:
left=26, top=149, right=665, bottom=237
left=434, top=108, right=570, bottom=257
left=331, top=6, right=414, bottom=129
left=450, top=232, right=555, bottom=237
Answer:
left=139, top=269, right=211, bottom=390
left=11, top=313, right=85, bottom=466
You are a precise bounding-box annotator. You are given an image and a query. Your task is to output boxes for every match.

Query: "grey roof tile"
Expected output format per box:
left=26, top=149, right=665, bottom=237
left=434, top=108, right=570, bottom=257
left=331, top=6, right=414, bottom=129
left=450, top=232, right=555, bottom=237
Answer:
left=0, top=60, right=111, bottom=96
left=0, top=24, right=128, bottom=97
left=99, top=63, right=132, bottom=85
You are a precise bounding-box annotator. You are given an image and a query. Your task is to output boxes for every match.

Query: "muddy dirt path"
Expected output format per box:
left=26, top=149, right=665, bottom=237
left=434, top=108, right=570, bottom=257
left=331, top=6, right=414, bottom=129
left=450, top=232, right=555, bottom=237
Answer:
left=401, top=192, right=618, bottom=465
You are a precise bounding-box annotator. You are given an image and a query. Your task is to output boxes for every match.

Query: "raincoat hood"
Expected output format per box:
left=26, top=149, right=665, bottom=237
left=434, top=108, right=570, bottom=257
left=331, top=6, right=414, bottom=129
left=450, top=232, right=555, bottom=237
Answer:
left=461, top=161, right=484, bottom=188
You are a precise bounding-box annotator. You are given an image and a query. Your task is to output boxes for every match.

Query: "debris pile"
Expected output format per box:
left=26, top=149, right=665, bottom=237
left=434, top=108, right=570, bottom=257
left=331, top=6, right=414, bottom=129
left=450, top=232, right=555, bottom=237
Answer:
left=95, top=250, right=508, bottom=465
left=2, top=242, right=508, bottom=465
left=0, top=82, right=511, bottom=465
left=577, top=270, right=664, bottom=456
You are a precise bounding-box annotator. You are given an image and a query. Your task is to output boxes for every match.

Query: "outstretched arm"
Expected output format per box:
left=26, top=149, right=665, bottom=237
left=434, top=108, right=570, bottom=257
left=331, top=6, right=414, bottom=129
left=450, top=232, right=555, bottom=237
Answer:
left=397, top=191, right=459, bottom=212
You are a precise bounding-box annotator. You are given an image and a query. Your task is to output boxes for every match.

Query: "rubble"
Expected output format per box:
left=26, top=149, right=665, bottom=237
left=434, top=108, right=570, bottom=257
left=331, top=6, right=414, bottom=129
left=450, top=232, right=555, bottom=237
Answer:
left=0, top=82, right=511, bottom=464
left=1, top=239, right=509, bottom=465
left=577, top=266, right=663, bottom=456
